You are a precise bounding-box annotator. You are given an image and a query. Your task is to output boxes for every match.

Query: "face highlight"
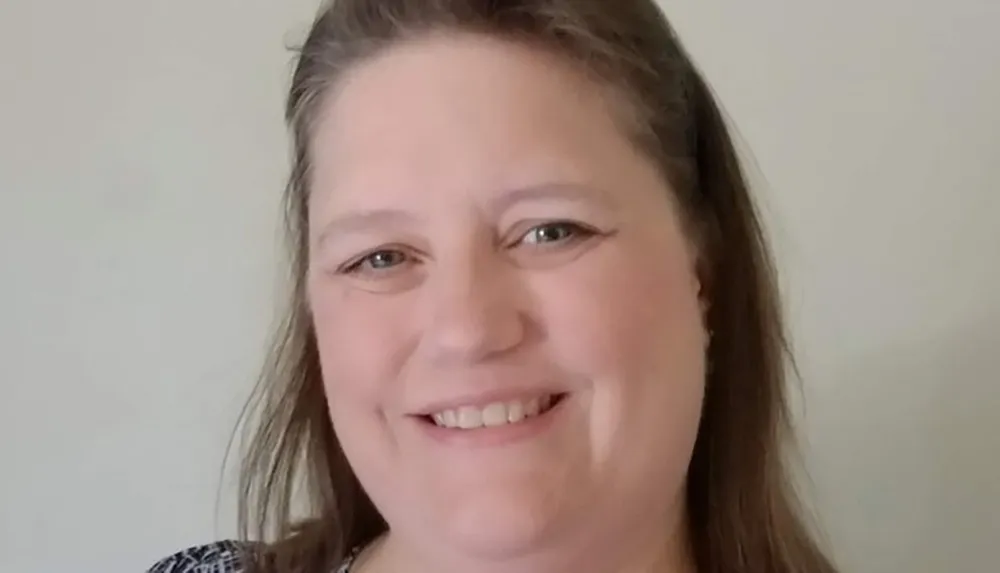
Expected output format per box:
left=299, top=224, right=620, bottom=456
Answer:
left=306, top=33, right=708, bottom=567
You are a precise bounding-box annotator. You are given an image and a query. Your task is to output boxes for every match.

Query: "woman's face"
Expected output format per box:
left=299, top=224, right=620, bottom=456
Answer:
left=307, top=33, right=707, bottom=563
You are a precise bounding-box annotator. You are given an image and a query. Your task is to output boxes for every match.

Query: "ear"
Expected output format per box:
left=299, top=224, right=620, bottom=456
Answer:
left=696, top=275, right=708, bottom=304
left=686, top=228, right=713, bottom=344
left=693, top=255, right=711, bottom=314
left=695, top=272, right=713, bottom=350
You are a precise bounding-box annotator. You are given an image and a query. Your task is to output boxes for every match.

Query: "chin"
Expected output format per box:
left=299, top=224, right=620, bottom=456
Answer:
left=434, top=488, right=569, bottom=559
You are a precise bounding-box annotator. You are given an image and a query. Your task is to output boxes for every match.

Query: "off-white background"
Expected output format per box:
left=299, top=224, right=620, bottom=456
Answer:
left=1, top=1, right=997, bottom=571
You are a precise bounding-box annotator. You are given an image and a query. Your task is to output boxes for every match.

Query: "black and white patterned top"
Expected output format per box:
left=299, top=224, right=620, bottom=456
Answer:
left=146, top=541, right=355, bottom=573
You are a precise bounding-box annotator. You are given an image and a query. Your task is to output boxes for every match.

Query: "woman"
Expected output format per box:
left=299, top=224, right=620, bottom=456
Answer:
left=150, top=0, right=838, bottom=572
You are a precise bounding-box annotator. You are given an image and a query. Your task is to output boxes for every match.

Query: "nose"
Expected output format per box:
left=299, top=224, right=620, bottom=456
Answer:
left=420, top=250, right=527, bottom=366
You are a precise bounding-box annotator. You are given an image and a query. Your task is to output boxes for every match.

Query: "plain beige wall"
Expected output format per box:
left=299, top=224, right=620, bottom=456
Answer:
left=1, top=1, right=996, bottom=571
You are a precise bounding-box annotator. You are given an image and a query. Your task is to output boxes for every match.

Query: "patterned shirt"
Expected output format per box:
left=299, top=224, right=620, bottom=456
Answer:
left=146, top=541, right=355, bottom=573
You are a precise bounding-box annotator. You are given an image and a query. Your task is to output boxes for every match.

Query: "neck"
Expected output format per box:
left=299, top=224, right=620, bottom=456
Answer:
left=358, top=508, right=693, bottom=573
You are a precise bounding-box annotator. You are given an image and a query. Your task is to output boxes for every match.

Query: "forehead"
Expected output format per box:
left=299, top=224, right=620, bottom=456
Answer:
left=309, top=33, right=639, bottom=206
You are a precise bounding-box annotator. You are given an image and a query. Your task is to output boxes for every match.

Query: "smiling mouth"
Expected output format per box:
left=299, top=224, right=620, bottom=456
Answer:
left=423, top=393, right=567, bottom=430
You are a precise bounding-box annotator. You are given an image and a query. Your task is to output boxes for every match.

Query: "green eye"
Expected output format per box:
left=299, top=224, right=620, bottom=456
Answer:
left=521, top=222, right=586, bottom=245
left=366, top=250, right=406, bottom=269
left=344, top=249, right=409, bottom=274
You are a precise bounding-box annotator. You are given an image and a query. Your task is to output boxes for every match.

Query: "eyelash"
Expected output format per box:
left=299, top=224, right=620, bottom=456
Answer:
left=338, top=221, right=598, bottom=277
left=339, top=246, right=412, bottom=276
left=507, top=220, right=596, bottom=248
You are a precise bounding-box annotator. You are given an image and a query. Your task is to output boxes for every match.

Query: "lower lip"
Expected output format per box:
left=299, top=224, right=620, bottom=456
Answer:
left=413, top=395, right=568, bottom=448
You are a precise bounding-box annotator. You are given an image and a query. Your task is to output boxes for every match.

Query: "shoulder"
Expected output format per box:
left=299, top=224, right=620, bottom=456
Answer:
left=146, top=541, right=246, bottom=573
left=145, top=540, right=358, bottom=573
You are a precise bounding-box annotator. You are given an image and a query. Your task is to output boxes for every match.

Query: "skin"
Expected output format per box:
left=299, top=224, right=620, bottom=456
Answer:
left=306, top=33, right=708, bottom=573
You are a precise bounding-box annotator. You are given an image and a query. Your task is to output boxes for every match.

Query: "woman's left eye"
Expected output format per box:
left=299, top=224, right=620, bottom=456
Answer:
left=519, top=221, right=593, bottom=246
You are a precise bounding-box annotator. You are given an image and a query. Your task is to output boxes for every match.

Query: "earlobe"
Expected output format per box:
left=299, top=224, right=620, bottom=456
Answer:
left=695, top=278, right=713, bottom=349
left=695, top=275, right=710, bottom=315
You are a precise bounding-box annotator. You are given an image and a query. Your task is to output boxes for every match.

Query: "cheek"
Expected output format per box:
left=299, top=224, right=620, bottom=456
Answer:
left=308, top=279, right=419, bottom=489
left=540, top=234, right=706, bottom=464
left=546, top=237, right=705, bottom=385
left=307, top=278, right=413, bottom=413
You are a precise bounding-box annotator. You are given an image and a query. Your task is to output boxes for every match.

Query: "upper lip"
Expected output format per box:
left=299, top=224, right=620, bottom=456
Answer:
left=410, top=386, right=567, bottom=416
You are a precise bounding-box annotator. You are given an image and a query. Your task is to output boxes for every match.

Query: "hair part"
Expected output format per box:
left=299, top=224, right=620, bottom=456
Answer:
left=237, top=1, right=838, bottom=572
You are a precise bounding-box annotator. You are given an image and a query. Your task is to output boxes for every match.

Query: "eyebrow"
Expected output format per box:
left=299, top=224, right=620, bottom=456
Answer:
left=314, top=209, right=416, bottom=248
left=314, top=182, right=614, bottom=247
left=486, top=182, right=615, bottom=215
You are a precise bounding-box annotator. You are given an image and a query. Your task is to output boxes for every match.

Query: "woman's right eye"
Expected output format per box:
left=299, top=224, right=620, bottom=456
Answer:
left=340, top=249, right=412, bottom=276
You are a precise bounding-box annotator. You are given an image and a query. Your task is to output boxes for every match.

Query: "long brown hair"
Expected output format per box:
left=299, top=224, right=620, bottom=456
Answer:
left=237, top=1, right=838, bottom=572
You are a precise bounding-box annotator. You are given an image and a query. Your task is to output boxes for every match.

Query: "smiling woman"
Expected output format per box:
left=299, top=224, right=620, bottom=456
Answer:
left=148, top=1, right=839, bottom=573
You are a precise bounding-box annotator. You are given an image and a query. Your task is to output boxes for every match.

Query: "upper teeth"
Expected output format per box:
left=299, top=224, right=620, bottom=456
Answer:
left=431, top=395, right=554, bottom=429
